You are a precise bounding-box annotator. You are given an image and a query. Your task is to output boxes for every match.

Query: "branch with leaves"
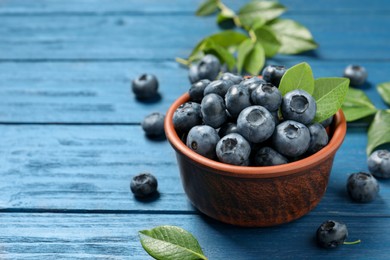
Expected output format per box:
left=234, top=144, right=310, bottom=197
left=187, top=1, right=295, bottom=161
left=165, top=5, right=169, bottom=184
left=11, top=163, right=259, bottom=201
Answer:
left=177, top=0, right=318, bottom=75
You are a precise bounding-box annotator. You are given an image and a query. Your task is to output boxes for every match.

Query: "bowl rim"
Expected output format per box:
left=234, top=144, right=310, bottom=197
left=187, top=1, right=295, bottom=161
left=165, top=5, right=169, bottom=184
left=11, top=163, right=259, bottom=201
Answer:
left=165, top=93, right=347, bottom=178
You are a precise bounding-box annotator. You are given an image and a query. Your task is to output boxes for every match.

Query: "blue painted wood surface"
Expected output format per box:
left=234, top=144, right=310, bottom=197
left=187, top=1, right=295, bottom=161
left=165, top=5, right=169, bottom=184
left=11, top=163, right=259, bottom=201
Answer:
left=0, top=0, right=390, bottom=259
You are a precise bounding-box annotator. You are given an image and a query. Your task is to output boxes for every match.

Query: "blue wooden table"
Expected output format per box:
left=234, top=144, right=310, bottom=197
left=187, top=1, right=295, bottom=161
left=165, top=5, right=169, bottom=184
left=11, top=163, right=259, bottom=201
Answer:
left=1, top=0, right=390, bottom=259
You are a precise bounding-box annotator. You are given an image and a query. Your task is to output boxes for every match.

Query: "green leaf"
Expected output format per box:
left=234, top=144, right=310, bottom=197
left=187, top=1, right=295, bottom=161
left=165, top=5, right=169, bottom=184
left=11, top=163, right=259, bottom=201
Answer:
left=253, top=25, right=281, bottom=57
left=196, top=0, right=219, bottom=16
left=216, top=6, right=236, bottom=29
left=312, top=78, right=350, bottom=123
left=341, top=88, right=377, bottom=122
left=367, top=110, right=390, bottom=155
left=237, top=39, right=253, bottom=74
left=197, top=39, right=236, bottom=70
left=139, top=225, right=208, bottom=260
left=278, top=62, right=315, bottom=96
left=268, top=19, right=318, bottom=54
left=237, top=39, right=265, bottom=75
left=377, top=82, right=390, bottom=105
left=238, top=0, right=286, bottom=28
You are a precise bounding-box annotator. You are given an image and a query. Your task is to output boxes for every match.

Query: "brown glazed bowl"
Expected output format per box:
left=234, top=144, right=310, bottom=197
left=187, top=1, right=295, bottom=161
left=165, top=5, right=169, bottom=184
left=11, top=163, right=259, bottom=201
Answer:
left=165, top=93, right=347, bottom=227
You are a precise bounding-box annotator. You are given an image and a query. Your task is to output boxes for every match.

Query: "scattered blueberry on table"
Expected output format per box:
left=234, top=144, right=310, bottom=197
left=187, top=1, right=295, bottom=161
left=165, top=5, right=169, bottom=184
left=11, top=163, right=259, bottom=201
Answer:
left=141, top=112, right=165, bottom=138
left=130, top=173, right=158, bottom=198
left=347, top=172, right=380, bottom=202
left=132, top=73, right=159, bottom=100
left=367, top=149, right=390, bottom=179
left=343, top=64, right=368, bottom=86
left=316, top=220, right=348, bottom=249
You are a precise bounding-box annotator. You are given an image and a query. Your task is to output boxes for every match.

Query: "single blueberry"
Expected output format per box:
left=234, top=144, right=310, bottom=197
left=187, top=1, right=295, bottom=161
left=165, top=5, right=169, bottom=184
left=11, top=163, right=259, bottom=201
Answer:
left=320, top=116, right=334, bottom=128
left=307, top=123, right=329, bottom=154
left=367, top=149, right=390, bottom=179
left=141, top=112, right=165, bottom=137
left=253, top=146, right=288, bottom=166
left=347, top=172, right=379, bottom=202
left=272, top=120, right=310, bottom=157
left=173, top=102, right=202, bottom=134
left=239, top=76, right=265, bottom=89
left=219, top=72, right=243, bottom=84
left=201, top=93, right=228, bottom=128
left=189, top=63, right=201, bottom=84
left=188, top=54, right=221, bottom=83
left=343, top=65, right=367, bottom=86
left=237, top=106, right=275, bottom=143
left=225, top=84, right=252, bottom=118
left=131, top=74, right=159, bottom=100
left=316, top=220, right=348, bottom=249
left=186, top=125, right=220, bottom=159
left=218, top=122, right=239, bottom=137
left=251, top=83, right=282, bottom=112
left=281, top=89, right=317, bottom=125
left=130, top=173, right=158, bottom=198
left=189, top=79, right=210, bottom=102
left=261, top=65, right=286, bottom=87
left=203, top=79, right=234, bottom=97
left=216, top=133, right=251, bottom=166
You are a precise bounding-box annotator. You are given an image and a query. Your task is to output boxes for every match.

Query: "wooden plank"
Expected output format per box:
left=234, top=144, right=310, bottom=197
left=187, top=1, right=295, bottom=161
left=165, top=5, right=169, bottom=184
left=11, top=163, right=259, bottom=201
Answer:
left=1, top=125, right=390, bottom=216
left=1, top=212, right=390, bottom=259
left=0, top=14, right=388, bottom=61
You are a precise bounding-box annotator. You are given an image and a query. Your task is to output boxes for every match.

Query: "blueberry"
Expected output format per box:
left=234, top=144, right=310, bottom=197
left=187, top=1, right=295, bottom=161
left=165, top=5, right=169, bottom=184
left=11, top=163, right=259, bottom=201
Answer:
left=141, top=112, right=165, bottom=137
left=261, top=65, right=286, bottom=87
left=131, top=74, right=159, bottom=100
left=239, top=76, right=265, bottom=89
left=218, top=122, right=239, bottom=137
left=316, top=220, right=348, bottom=249
left=130, top=173, right=158, bottom=198
left=204, top=79, right=234, bottom=97
left=307, top=123, right=329, bottom=154
left=281, top=89, right=317, bottom=125
left=251, top=83, right=282, bottom=112
left=343, top=65, right=367, bottom=86
left=347, top=172, right=379, bottom=203
left=225, top=84, right=251, bottom=118
left=173, top=102, right=202, bottom=134
left=219, top=72, right=243, bottom=84
left=201, top=93, right=228, bottom=128
left=189, top=54, right=221, bottom=83
left=189, top=79, right=210, bottom=102
left=253, top=147, right=288, bottom=166
left=237, top=106, right=275, bottom=143
left=272, top=120, right=310, bottom=157
left=189, top=63, right=201, bottom=84
left=186, top=125, right=220, bottom=159
left=367, top=149, right=390, bottom=179
left=321, top=116, right=334, bottom=128
left=216, top=133, right=251, bottom=166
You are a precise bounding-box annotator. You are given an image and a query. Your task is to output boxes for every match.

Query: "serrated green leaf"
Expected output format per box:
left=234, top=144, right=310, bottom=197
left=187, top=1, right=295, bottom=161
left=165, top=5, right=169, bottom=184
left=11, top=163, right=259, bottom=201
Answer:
left=377, top=82, right=390, bottom=106
left=238, top=0, right=286, bottom=28
left=139, top=225, right=208, bottom=260
left=237, top=39, right=254, bottom=74
left=341, top=88, right=377, bottom=122
left=312, top=78, right=349, bottom=123
left=196, top=0, right=219, bottom=16
left=253, top=25, right=281, bottom=57
left=367, top=110, right=390, bottom=155
left=268, top=19, right=318, bottom=54
left=279, top=62, right=314, bottom=96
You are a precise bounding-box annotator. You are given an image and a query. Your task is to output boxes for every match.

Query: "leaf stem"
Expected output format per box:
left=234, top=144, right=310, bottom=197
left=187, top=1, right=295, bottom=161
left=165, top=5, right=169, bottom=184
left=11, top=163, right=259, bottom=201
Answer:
left=343, top=239, right=361, bottom=245
left=175, top=57, right=190, bottom=67
left=249, top=29, right=257, bottom=43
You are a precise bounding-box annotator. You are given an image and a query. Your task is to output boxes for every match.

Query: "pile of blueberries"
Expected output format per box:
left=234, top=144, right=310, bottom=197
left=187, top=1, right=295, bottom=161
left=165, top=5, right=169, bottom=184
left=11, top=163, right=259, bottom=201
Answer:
left=174, top=64, right=330, bottom=167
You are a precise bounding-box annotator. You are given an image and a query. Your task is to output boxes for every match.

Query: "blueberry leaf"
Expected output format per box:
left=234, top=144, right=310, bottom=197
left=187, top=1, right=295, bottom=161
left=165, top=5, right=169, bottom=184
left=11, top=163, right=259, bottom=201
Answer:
left=312, top=78, right=349, bottom=123
left=139, top=225, right=208, bottom=260
left=201, top=39, right=236, bottom=70
left=237, top=39, right=253, bottom=74
left=341, top=88, right=377, bottom=122
left=367, top=110, right=390, bottom=155
left=278, top=62, right=315, bottom=96
left=253, top=26, right=281, bottom=57
left=377, top=82, right=390, bottom=106
left=238, top=1, right=286, bottom=28
left=268, top=19, right=318, bottom=54
left=196, top=0, right=219, bottom=16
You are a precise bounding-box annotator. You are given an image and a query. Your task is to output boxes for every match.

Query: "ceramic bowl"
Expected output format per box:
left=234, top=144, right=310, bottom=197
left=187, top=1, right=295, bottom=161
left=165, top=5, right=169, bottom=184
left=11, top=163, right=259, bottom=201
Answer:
left=165, top=93, right=347, bottom=227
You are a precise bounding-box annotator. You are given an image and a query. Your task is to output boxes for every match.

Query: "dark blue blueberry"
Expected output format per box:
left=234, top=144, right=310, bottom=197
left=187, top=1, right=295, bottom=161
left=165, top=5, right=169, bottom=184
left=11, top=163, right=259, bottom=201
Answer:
left=186, top=125, right=220, bottom=159
left=216, top=133, right=251, bottom=166
left=218, top=122, right=239, bottom=137
left=132, top=74, right=159, bottom=100
left=272, top=120, right=310, bottom=157
left=219, top=72, right=243, bottom=84
left=281, top=89, right=317, bottom=125
left=201, top=93, right=228, bottom=128
left=237, top=106, right=275, bottom=143
left=203, top=79, right=234, bottom=97
left=141, top=112, right=165, bottom=137
left=253, top=146, right=288, bottom=166
left=343, top=65, right=367, bottom=86
left=367, top=150, right=390, bottom=179
left=316, top=220, right=348, bottom=249
left=189, top=79, right=210, bottom=102
left=251, top=83, right=282, bottom=112
left=307, top=123, right=329, bottom=154
left=130, top=173, right=158, bottom=198
left=189, top=63, right=201, bottom=84
left=225, top=84, right=251, bottom=118
left=188, top=54, right=221, bottom=83
left=239, top=76, right=265, bottom=89
left=321, top=116, right=334, bottom=128
left=261, top=65, right=286, bottom=87
left=347, top=172, right=379, bottom=202
left=173, top=102, right=202, bottom=134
